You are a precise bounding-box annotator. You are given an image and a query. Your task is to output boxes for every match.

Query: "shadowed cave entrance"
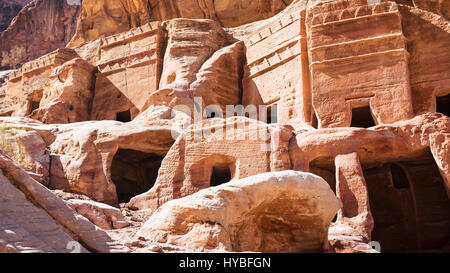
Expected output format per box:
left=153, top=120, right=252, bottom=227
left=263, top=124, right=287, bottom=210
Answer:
left=362, top=150, right=450, bottom=252
left=210, top=164, right=232, bottom=187
left=111, top=149, right=164, bottom=203
left=28, top=90, right=43, bottom=115
left=436, top=94, right=450, bottom=117
left=351, top=106, right=376, bottom=128
left=309, top=157, right=337, bottom=222
left=116, top=109, right=131, bottom=122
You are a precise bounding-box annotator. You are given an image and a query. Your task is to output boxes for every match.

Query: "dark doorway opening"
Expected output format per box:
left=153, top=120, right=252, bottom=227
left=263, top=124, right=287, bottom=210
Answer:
left=311, top=111, right=319, bottom=129
left=309, top=157, right=337, bottom=222
left=206, top=111, right=217, bottom=119
left=363, top=151, right=450, bottom=252
left=111, top=149, right=164, bottom=203
left=30, top=100, right=40, bottom=113
left=210, top=164, right=232, bottom=187
left=28, top=90, right=43, bottom=115
left=351, top=106, right=376, bottom=128
left=266, top=104, right=278, bottom=124
left=116, top=110, right=131, bottom=122
left=390, top=164, right=410, bottom=189
left=436, top=94, right=450, bottom=117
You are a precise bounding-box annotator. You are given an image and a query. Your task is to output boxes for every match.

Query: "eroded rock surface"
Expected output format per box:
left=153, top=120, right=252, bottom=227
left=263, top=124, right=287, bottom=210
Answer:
left=0, top=0, right=31, bottom=32
left=67, top=199, right=130, bottom=230
left=68, top=0, right=294, bottom=47
left=137, top=171, right=340, bottom=253
left=0, top=0, right=449, bottom=253
left=0, top=151, right=127, bottom=253
left=0, top=0, right=81, bottom=69
left=0, top=170, right=88, bottom=253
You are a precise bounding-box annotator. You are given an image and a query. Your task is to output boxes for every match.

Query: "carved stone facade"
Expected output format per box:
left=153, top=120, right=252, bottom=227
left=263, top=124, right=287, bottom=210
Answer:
left=308, top=0, right=414, bottom=128
left=4, top=48, right=78, bottom=118
left=0, top=0, right=449, bottom=253
left=243, top=2, right=312, bottom=127
left=129, top=117, right=294, bottom=210
left=91, top=22, right=166, bottom=121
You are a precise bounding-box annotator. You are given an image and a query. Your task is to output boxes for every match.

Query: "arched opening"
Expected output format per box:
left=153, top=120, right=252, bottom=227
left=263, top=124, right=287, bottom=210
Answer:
left=210, top=164, right=232, bottom=187
left=363, top=150, right=450, bottom=252
left=207, top=112, right=217, bottom=119
left=111, top=149, right=164, bottom=203
left=116, top=109, right=131, bottom=122
left=351, top=106, right=376, bottom=128
left=436, top=94, right=450, bottom=117
left=390, top=164, right=410, bottom=189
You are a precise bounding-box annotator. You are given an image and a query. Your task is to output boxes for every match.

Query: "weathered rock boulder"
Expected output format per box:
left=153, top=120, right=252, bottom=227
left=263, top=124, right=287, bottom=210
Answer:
left=137, top=170, right=340, bottom=253
left=0, top=121, right=50, bottom=184
left=129, top=117, right=294, bottom=210
left=328, top=222, right=378, bottom=253
left=67, top=199, right=130, bottom=230
left=146, top=19, right=243, bottom=114
left=0, top=150, right=126, bottom=253
left=49, top=105, right=189, bottom=204
left=0, top=167, right=88, bottom=253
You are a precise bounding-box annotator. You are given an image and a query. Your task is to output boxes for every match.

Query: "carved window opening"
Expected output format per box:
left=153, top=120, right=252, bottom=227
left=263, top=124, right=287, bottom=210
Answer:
left=116, top=109, right=131, bottom=122
left=210, top=164, right=232, bottom=187
left=29, top=90, right=43, bottom=115
left=436, top=94, right=450, bottom=117
left=390, top=164, right=410, bottom=189
left=266, top=104, right=278, bottom=124
left=111, top=149, right=164, bottom=203
left=206, top=110, right=217, bottom=119
left=351, top=106, right=376, bottom=128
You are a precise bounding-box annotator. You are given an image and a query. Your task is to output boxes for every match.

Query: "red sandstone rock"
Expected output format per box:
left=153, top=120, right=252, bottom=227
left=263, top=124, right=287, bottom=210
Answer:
left=48, top=106, right=189, bottom=204
left=129, top=117, right=294, bottom=210
left=0, top=122, right=50, bottom=184
left=67, top=199, right=130, bottom=230
left=67, top=0, right=294, bottom=47
left=0, top=0, right=31, bottom=32
left=0, top=150, right=126, bottom=252
left=0, top=0, right=449, bottom=253
left=0, top=0, right=81, bottom=69
left=137, top=171, right=340, bottom=253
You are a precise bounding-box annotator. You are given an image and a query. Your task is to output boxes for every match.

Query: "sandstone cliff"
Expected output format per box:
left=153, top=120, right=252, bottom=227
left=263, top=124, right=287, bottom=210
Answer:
left=0, top=0, right=449, bottom=254
left=0, top=0, right=81, bottom=69
left=67, top=0, right=294, bottom=47
left=0, top=0, right=32, bottom=32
